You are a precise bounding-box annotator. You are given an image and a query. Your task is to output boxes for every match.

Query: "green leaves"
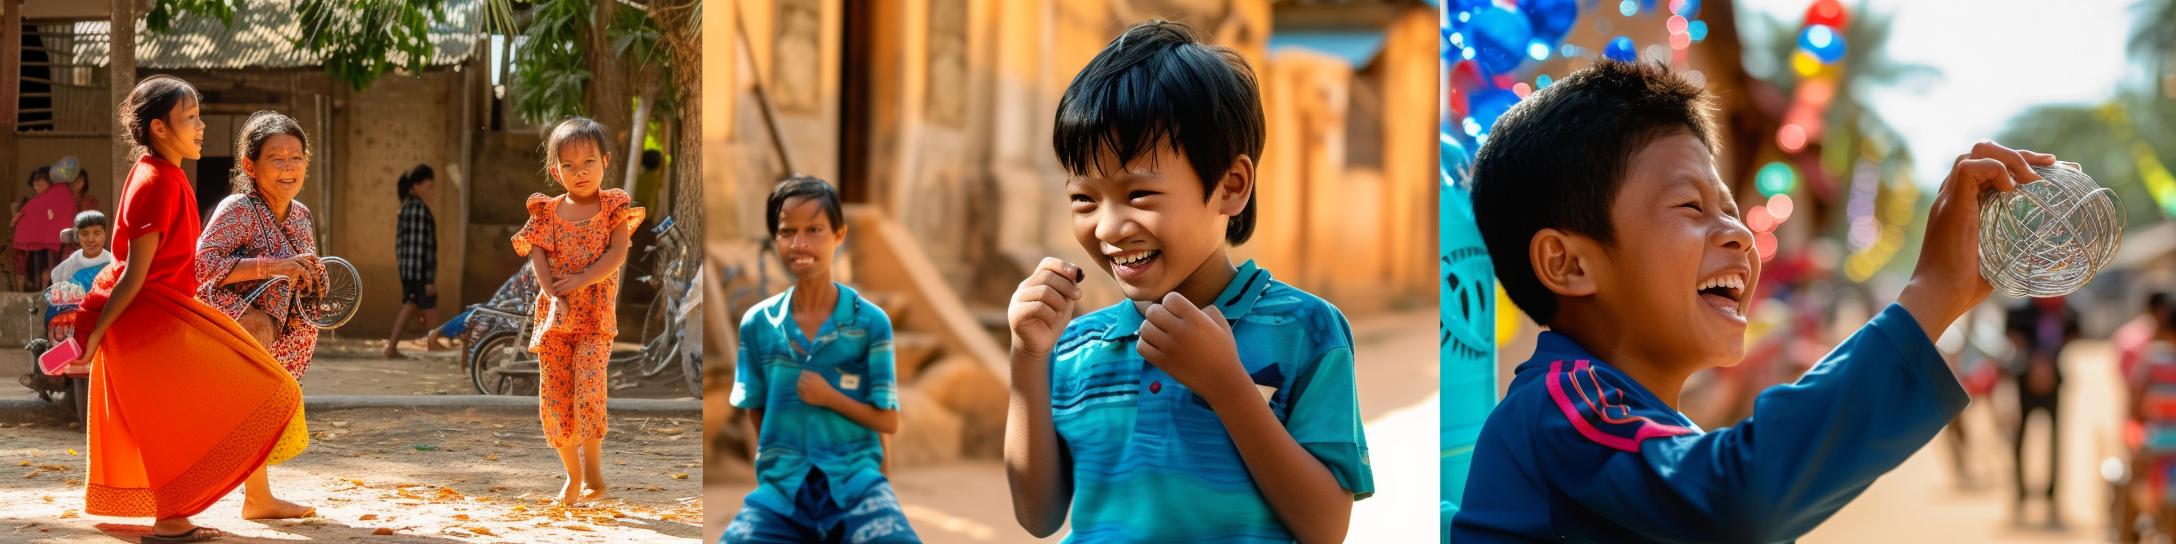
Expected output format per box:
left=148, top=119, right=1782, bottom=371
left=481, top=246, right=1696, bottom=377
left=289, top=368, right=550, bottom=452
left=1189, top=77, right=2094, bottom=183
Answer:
left=509, top=0, right=593, bottom=126
left=295, top=0, right=452, bottom=91
left=147, top=0, right=240, bottom=33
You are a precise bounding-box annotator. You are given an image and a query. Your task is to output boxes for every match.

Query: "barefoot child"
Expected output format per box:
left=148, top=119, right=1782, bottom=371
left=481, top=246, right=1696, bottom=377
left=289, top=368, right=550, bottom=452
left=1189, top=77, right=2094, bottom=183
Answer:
left=1005, top=21, right=1373, bottom=544
left=513, top=117, right=643, bottom=505
left=73, top=74, right=307, bottom=543
left=1449, top=60, right=2050, bottom=543
left=722, top=175, right=919, bottom=544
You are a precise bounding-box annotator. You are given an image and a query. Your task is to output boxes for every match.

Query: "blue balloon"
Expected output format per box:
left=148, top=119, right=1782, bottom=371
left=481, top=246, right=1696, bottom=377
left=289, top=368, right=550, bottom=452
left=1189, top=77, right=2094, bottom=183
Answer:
left=1604, top=36, right=1637, bottom=62
left=1524, top=0, right=1579, bottom=43
left=1798, top=24, right=1847, bottom=63
left=1471, top=6, right=1533, bottom=75
left=1674, top=0, right=1702, bottom=17
left=1467, top=87, right=1521, bottom=135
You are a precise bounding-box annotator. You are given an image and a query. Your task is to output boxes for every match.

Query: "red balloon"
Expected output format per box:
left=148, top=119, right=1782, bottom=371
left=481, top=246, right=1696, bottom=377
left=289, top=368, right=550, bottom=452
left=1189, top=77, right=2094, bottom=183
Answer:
left=1804, top=0, right=1848, bottom=30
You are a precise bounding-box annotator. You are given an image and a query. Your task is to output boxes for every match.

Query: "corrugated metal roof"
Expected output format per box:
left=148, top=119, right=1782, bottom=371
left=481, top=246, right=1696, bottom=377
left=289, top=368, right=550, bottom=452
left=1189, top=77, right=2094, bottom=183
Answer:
left=67, top=0, right=483, bottom=70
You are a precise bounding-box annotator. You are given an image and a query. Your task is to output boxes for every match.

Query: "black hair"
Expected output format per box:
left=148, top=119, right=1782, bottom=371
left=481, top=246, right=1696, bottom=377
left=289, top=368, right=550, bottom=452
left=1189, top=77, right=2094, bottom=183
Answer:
left=641, top=149, right=664, bottom=170
left=73, top=210, right=108, bottom=231
left=766, top=175, right=845, bottom=237
left=231, top=110, right=311, bottom=195
left=544, top=117, right=613, bottom=185
left=1053, top=20, right=1264, bottom=245
left=397, top=164, right=434, bottom=201
left=118, top=74, right=201, bottom=152
left=1471, top=60, right=1720, bottom=325
left=27, top=166, right=49, bottom=188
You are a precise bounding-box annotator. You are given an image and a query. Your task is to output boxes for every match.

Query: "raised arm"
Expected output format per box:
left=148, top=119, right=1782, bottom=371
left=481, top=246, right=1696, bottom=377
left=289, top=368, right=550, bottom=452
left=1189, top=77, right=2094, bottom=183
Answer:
left=1004, top=258, right=1082, bottom=537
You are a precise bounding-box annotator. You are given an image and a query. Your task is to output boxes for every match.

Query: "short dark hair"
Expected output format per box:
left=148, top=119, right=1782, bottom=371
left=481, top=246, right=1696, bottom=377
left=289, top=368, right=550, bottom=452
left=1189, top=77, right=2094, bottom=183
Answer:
left=1053, top=20, right=1263, bottom=245
left=641, top=149, right=663, bottom=170
left=231, top=110, right=311, bottom=195
left=397, top=164, right=434, bottom=200
left=1471, top=60, right=1719, bottom=325
left=119, top=74, right=201, bottom=151
left=26, top=166, right=48, bottom=188
left=73, top=210, right=108, bottom=230
left=766, top=175, right=844, bottom=237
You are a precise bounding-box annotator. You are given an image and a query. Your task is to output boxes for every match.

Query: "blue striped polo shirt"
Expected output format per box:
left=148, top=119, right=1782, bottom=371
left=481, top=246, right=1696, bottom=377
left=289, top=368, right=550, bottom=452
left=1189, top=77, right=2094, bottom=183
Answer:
left=1050, top=260, right=1374, bottom=543
left=732, top=283, right=900, bottom=514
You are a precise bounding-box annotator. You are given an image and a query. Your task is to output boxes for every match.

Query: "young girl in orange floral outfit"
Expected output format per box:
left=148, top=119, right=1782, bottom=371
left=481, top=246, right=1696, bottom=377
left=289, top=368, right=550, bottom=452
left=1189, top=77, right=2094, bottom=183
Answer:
left=513, top=117, right=643, bottom=505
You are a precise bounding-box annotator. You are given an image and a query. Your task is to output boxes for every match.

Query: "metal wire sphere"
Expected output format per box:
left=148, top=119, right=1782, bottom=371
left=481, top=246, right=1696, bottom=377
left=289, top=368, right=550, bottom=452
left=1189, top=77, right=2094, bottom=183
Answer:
left=1977, top=163, right=2124, bottom=298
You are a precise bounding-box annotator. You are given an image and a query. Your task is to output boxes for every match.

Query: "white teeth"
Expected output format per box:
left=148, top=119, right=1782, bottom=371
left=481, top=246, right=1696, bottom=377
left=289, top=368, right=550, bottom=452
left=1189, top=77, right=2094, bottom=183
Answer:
left=1698, top=273, right=1746, bottom=293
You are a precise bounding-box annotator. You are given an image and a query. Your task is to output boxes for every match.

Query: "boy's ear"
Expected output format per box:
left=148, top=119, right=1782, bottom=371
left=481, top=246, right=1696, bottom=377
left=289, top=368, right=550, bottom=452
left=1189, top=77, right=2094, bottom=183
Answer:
left=1214, top=155, right=1256, bottom=216
left=833, top=222, right=849, bottom=244
left=1530, top=228, right=1599, bottom=298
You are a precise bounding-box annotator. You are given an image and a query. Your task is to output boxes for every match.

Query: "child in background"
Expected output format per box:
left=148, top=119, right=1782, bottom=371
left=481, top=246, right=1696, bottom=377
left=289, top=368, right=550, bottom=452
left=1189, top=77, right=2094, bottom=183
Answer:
left=51, top=210, right=112, bottom=289
left=513, top=117, right=643, bottom=505
left=1450, top=60, right=2049, bottom=543
left=724, top=175, right=919, bottom=544
left=1004, top=20, right=1372, bottom=544
left=71, top=167, right=101, bottom=213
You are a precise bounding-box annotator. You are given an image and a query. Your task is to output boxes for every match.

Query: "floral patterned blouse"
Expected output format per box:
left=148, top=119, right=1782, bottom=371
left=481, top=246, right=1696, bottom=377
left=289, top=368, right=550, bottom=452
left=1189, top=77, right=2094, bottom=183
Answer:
left=195, top=192, right=327, bottom=378
left=512, top=189, right=644, bottom=343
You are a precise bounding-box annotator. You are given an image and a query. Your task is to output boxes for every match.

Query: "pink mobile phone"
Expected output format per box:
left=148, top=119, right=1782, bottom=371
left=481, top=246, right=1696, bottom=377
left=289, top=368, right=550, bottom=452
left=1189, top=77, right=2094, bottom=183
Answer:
left=38, top=337, right=80, bottom=376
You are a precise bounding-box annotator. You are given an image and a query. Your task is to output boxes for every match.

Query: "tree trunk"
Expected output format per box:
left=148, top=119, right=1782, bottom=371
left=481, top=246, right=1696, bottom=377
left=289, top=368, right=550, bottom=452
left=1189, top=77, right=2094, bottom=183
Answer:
left=3, top=0, right=21, bottom=192
left=654, top=0, right=699, bottom=242
left=583, top=0, right=631, bottom=185
left=109, top=0, right=134, bottom=199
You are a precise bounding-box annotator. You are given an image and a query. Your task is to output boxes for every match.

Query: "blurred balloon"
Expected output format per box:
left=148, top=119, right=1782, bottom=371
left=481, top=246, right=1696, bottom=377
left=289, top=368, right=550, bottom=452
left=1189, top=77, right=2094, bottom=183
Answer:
left=1804, top=0, right=1849, bottom=30
left=1525, top=0, right=1579, bottom=43
left=47, top=156, right=79, bottom=185
left=1671, top=0, right=1702, bottom=17
left=1468, top=87, right=1522, bottom=135
left=1604, top=36, right=1637, bottom=62
left=1472, top=6, right=1534, bottom=75
left=1798, top=24, right=1847, bottom=63
left=1689, top=20, right=1709, bottom=41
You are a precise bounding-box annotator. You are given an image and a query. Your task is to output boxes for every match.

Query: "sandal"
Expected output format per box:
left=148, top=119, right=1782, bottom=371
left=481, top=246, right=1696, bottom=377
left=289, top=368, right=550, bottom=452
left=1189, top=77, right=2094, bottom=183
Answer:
left=141, top=527, right=225, bottom=543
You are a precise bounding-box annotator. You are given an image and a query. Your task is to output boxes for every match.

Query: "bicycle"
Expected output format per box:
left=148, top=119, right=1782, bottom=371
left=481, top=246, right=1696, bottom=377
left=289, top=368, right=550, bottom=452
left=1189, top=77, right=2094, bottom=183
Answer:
left=467, top=304, right=541, bottom=396
left=632, top=216, right=704, bottom=397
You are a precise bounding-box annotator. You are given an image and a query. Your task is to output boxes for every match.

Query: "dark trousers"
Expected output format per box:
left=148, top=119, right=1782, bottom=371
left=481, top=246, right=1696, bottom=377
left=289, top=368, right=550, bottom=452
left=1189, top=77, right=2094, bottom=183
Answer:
left=2012, top=386, right=2061, bottom=505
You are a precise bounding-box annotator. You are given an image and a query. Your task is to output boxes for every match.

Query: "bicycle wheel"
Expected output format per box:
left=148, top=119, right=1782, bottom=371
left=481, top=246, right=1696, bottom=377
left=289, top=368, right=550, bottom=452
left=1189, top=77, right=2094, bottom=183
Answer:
left=469, top=331, right=536, bottom=396
left=682, top=324, right=704, bottom=398
left=305, top=257, right=363, bottom=329
left=637, top=287, right=678, bottom=378
left=69, top=377, right=87, bottom=428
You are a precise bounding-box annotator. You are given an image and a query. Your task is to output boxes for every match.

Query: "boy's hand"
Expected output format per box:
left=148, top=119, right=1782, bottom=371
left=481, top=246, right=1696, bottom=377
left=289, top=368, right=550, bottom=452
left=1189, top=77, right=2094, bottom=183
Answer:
left=1139, top=292, right=1250, bottom=408
left=1008, top=258, right=1084, bottom=359
left=795, top=369, right=842, bottom=409
left=1898, top=140, right=2056, bottom=339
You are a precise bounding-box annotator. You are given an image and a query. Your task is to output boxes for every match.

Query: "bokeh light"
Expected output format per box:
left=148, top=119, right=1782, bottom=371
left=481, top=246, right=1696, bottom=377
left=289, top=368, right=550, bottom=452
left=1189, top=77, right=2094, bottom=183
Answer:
left=1748, top=205, right=1775, bottom=232
left=1756, top=232, right=1779, bottom=261
left=1767, top=193, right=1794, bottom=221
left=1778, top=124, right=1807, bottom=151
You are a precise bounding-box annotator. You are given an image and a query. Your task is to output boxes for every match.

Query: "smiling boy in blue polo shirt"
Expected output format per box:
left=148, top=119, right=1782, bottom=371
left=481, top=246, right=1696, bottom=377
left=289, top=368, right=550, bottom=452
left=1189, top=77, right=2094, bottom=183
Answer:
left=724, top=176, right=920, bottom=544
left=1003, top=21, right=1373, bottom=544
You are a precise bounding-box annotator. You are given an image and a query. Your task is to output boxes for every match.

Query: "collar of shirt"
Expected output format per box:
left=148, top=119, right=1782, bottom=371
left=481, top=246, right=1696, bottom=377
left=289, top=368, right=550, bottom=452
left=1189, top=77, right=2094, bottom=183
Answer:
left=778, top=282, right=862, bottom=354
left=1097, top=259, right=1273, bottom=342
left=1514, top=330, right=1692, bottom=428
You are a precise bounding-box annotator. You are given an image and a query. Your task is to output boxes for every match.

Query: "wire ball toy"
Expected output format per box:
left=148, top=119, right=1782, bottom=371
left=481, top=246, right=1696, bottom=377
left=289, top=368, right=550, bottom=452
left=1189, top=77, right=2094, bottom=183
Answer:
left=1977, top=162, right=2124, bottom=298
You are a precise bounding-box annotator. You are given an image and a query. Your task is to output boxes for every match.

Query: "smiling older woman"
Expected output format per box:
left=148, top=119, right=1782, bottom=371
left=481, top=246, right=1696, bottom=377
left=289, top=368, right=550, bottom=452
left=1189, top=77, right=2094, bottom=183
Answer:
left=197, top=110, right=327, bottom=379
left=189, top=110, right=327, bottom=521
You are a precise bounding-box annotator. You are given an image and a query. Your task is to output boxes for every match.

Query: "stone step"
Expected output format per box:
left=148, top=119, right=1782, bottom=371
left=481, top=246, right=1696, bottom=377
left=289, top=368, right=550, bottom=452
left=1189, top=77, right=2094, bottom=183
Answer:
left=910, top=355, right=1008, bottom=459
left=891, top=331, right=944, bottom=383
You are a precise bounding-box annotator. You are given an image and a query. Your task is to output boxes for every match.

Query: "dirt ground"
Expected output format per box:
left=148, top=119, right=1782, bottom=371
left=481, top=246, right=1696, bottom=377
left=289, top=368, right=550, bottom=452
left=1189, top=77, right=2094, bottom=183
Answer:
left=703, top=308, right=1442, bottom=543
left=0, top=407, right=703, bottom=543
left=0, top=330, right=706, bottom=542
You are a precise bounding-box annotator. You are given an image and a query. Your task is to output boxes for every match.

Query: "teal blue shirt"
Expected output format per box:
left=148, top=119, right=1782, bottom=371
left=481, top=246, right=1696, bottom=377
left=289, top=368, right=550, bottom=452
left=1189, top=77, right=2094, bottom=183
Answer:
left=1050, top=260, right=1374, bottom=543
left=732, top=283, right=899, bottom=514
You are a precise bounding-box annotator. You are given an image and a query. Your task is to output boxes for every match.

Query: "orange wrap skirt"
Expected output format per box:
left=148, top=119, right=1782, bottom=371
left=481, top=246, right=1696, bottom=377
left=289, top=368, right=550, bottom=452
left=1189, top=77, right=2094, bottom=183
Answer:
left=78, top=282, right=303, bottom=519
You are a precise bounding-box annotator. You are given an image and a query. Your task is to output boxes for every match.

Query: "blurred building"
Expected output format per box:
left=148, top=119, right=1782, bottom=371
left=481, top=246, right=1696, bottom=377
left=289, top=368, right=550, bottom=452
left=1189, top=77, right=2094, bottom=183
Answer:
left=706, top=0, right=1440, bottom=469
left=4, top=0, right=687, bottom=337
